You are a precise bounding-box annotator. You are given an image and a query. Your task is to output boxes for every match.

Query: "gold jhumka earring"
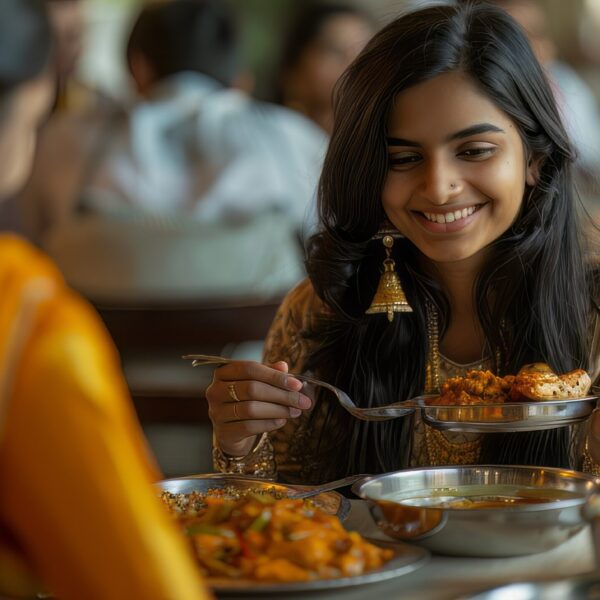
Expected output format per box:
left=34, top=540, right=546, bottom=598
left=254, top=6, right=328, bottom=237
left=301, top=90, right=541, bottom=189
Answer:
left=366, top=227, right=413, bottom=321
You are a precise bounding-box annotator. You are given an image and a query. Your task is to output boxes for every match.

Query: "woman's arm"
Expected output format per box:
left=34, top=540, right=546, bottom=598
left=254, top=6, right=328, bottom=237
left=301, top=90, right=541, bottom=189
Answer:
left=212, top=280, right=320, bottom=480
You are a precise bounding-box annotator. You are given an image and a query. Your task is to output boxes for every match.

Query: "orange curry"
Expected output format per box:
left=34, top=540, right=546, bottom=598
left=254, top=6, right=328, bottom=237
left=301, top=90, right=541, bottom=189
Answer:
left=435, top=363, right=591, bottom=405
left=161, top=493, right=393, bottom=583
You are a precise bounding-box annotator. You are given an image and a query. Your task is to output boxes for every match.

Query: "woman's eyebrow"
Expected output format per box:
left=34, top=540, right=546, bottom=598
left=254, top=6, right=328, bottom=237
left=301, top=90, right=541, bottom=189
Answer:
left=446, top=123, right=505, bottom=141
left=386, top=123, right=505, bottom=147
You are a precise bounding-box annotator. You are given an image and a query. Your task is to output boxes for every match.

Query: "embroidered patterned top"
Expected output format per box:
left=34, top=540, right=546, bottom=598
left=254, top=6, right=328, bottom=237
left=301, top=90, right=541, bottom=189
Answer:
left=213, top=278, right=600, bottom=483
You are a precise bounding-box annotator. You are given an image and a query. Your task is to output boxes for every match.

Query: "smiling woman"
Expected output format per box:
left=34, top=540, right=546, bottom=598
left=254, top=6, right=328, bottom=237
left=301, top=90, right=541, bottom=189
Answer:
left=206, top=2, right=600, bottom=484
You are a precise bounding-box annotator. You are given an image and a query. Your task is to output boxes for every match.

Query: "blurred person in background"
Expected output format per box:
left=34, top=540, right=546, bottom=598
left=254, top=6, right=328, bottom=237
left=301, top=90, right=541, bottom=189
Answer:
left=19, top=0, right=121, bottom=242
left=0, top=0, right=89, bottom=234
left=45, top=0, right=117, bottom=113
left=0, top=0, right=210, bottom=598
left=478, top=0, right=600, bottom=178
left=273, top=2, right=376, bottom=134
left=46, top=0, right=86, bottom=111
left=98, top=0, right=324, bottom=227
left=27, top=0, right=327, bottom=303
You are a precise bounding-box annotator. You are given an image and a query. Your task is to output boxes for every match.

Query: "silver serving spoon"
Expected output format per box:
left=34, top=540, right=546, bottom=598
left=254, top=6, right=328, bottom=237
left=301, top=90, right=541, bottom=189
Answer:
left=183, top=353, right=429, bottom=421
left=285, top=474, right=367, bottom=499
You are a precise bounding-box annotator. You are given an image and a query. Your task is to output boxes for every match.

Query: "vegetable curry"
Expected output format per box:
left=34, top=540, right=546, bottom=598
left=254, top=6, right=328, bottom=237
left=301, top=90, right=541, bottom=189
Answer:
left=161, top=492, right=393, bottom=582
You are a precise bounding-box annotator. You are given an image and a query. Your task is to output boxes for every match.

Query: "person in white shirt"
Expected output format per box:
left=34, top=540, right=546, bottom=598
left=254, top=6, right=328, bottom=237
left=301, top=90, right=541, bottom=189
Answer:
left=28, top=0, right=327, bottom=302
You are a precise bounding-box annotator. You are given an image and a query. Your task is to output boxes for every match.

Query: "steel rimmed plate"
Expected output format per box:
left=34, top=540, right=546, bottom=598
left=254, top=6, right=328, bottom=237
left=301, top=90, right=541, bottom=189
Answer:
left=203, top=541, right=428, bottom=594
left=156, top=474, right=429, bottom=594
left=156, top=474, right=350, bottom=521
left=418, top=396, right=598, bottom=432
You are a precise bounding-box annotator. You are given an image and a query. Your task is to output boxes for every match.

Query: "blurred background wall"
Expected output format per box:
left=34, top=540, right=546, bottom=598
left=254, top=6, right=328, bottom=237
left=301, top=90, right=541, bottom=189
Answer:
left=79, top=0, right=600, bottom=104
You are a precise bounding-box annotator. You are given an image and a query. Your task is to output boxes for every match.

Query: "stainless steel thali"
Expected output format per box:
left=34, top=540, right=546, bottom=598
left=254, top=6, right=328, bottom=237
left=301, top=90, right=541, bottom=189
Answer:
left=156, top=473, right=351, bottom=520
left=156, top=474, right=429, bottom=594
left=418, top=396, right=598, bottom=432
left=200, top=542, right=429, bottom=594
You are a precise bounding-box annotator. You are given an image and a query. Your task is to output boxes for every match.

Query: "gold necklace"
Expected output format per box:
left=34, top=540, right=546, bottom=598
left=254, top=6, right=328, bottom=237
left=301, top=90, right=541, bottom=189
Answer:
left=425, top=299, right=441, bottom=393
left=423, top=300, right=501, bottom=465
left=424, top=300, right=502, bottom=393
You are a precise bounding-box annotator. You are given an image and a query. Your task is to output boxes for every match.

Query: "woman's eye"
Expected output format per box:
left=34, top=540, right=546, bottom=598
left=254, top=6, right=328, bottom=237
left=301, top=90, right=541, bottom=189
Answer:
left=388, top=153, right=422, bottom=169
left=458, top=146, right=496, bottom=160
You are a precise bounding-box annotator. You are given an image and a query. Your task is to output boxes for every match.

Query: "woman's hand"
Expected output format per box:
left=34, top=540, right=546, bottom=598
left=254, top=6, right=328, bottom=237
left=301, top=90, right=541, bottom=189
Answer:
left=206, top=360, right=312, bottom=457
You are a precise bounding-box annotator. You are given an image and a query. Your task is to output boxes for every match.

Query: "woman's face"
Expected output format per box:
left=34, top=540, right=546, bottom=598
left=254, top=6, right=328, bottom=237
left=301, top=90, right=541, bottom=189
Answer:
left=382, top=71, right=536, bottom=265
left=0, top=71, right=54, bottom=198
left=284, top=13, right=373, bottom=131
left=298, top=14, right=373, bottom=93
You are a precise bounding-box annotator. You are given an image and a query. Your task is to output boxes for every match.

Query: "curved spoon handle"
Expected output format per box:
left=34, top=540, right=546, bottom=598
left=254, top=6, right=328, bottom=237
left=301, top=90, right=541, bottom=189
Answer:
left=287, top=474, right=368, bottom=499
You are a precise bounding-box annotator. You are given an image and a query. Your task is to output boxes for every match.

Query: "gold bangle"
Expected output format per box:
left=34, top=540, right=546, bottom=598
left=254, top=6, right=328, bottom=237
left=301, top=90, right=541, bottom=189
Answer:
left=212, top=432, right=276, bottom=479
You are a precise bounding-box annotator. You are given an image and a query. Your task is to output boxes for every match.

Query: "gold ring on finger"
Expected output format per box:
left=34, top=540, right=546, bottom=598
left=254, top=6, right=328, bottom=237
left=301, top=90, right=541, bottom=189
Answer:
left=228, top=383, right=240, bottom=402
left=233, top=402, right=240, bottom=420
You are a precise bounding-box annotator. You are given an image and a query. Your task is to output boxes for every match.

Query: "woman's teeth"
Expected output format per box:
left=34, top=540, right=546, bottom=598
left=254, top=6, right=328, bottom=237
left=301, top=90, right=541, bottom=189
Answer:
left=423, top=205, right=478, bottom=224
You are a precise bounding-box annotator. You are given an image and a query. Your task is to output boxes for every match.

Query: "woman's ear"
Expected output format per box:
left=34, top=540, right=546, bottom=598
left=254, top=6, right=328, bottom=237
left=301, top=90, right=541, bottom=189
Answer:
left=526, top=155, right=543, bottom=186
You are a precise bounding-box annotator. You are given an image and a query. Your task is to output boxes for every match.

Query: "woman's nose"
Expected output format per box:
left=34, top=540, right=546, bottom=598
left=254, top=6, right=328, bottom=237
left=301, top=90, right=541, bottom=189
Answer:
left=419, top=159, right=463, bottom=205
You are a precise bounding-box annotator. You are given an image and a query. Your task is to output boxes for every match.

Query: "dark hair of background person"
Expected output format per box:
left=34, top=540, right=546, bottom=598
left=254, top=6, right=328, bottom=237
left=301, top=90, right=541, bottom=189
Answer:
left=272, top=2, right=374, bottom=104
left=0, top=0, right=52, bottom=114
left=302, top=2, right=598, bottom=479
left=126, top=0, right=240, bottom=87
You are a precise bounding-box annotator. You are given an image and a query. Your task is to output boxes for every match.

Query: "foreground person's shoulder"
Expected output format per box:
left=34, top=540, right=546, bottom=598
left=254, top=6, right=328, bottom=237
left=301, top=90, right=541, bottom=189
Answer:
left=0, top=234, right=62, bottom=283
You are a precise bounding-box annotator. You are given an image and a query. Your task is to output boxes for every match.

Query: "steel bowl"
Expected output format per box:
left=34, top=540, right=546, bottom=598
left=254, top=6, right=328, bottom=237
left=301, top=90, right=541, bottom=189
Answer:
left=352, top=465, right=599, bottom=557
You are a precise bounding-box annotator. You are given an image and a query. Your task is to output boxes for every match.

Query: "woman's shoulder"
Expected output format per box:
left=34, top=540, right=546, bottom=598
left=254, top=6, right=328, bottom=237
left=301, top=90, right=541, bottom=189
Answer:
left=263, top=278, right=330, bottom=368
left=0, top=234, right=117, bottom=364
left=278, top=278, right=330, bottom=326
left=0, top=234, right=97, bottom=328
left=0, top=234, right=62, bottom=284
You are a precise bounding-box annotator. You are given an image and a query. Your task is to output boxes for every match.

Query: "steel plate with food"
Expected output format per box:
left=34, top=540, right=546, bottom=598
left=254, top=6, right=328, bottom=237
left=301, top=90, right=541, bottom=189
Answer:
left=156, top=474, right=350, bottom=520
left=419, top=363, right=597, bottom=432
left=352, top=465, right=600, bottom=557
left=157, top=475, right=429, bottom=593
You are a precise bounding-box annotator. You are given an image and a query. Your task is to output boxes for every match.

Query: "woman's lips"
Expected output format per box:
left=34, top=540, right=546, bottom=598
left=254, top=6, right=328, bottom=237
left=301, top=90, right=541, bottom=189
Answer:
left=413, top=204, right=485, bottom=233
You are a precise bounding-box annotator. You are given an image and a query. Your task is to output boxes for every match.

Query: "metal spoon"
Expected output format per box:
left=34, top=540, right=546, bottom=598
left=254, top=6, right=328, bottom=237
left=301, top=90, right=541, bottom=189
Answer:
left=183, top=353, right=427, bottom=421
left=285, top=474, right=367, bottom=499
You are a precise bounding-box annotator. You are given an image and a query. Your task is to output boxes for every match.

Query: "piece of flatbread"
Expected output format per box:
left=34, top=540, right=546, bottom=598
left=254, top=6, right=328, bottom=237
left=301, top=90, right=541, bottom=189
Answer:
left=511, top=363, right=591, bottom=401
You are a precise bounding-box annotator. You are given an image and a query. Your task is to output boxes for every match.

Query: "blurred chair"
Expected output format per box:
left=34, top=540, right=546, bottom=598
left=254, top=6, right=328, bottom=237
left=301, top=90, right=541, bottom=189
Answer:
left=93, top=293, right=281, bottom=477
left=93, top=294, right=282, bottom=425
left=42, top=199, right=301, bottom=422
left=43, top=210, right=297, bottom=476
left=44, top=210, right=297, bottom=422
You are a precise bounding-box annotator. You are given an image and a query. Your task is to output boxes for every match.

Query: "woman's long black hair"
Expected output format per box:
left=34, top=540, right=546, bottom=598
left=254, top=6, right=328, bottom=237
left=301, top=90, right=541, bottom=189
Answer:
left=0, top=0, right=52, bottom=111
left=304, top=2, right=597, bottom=479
